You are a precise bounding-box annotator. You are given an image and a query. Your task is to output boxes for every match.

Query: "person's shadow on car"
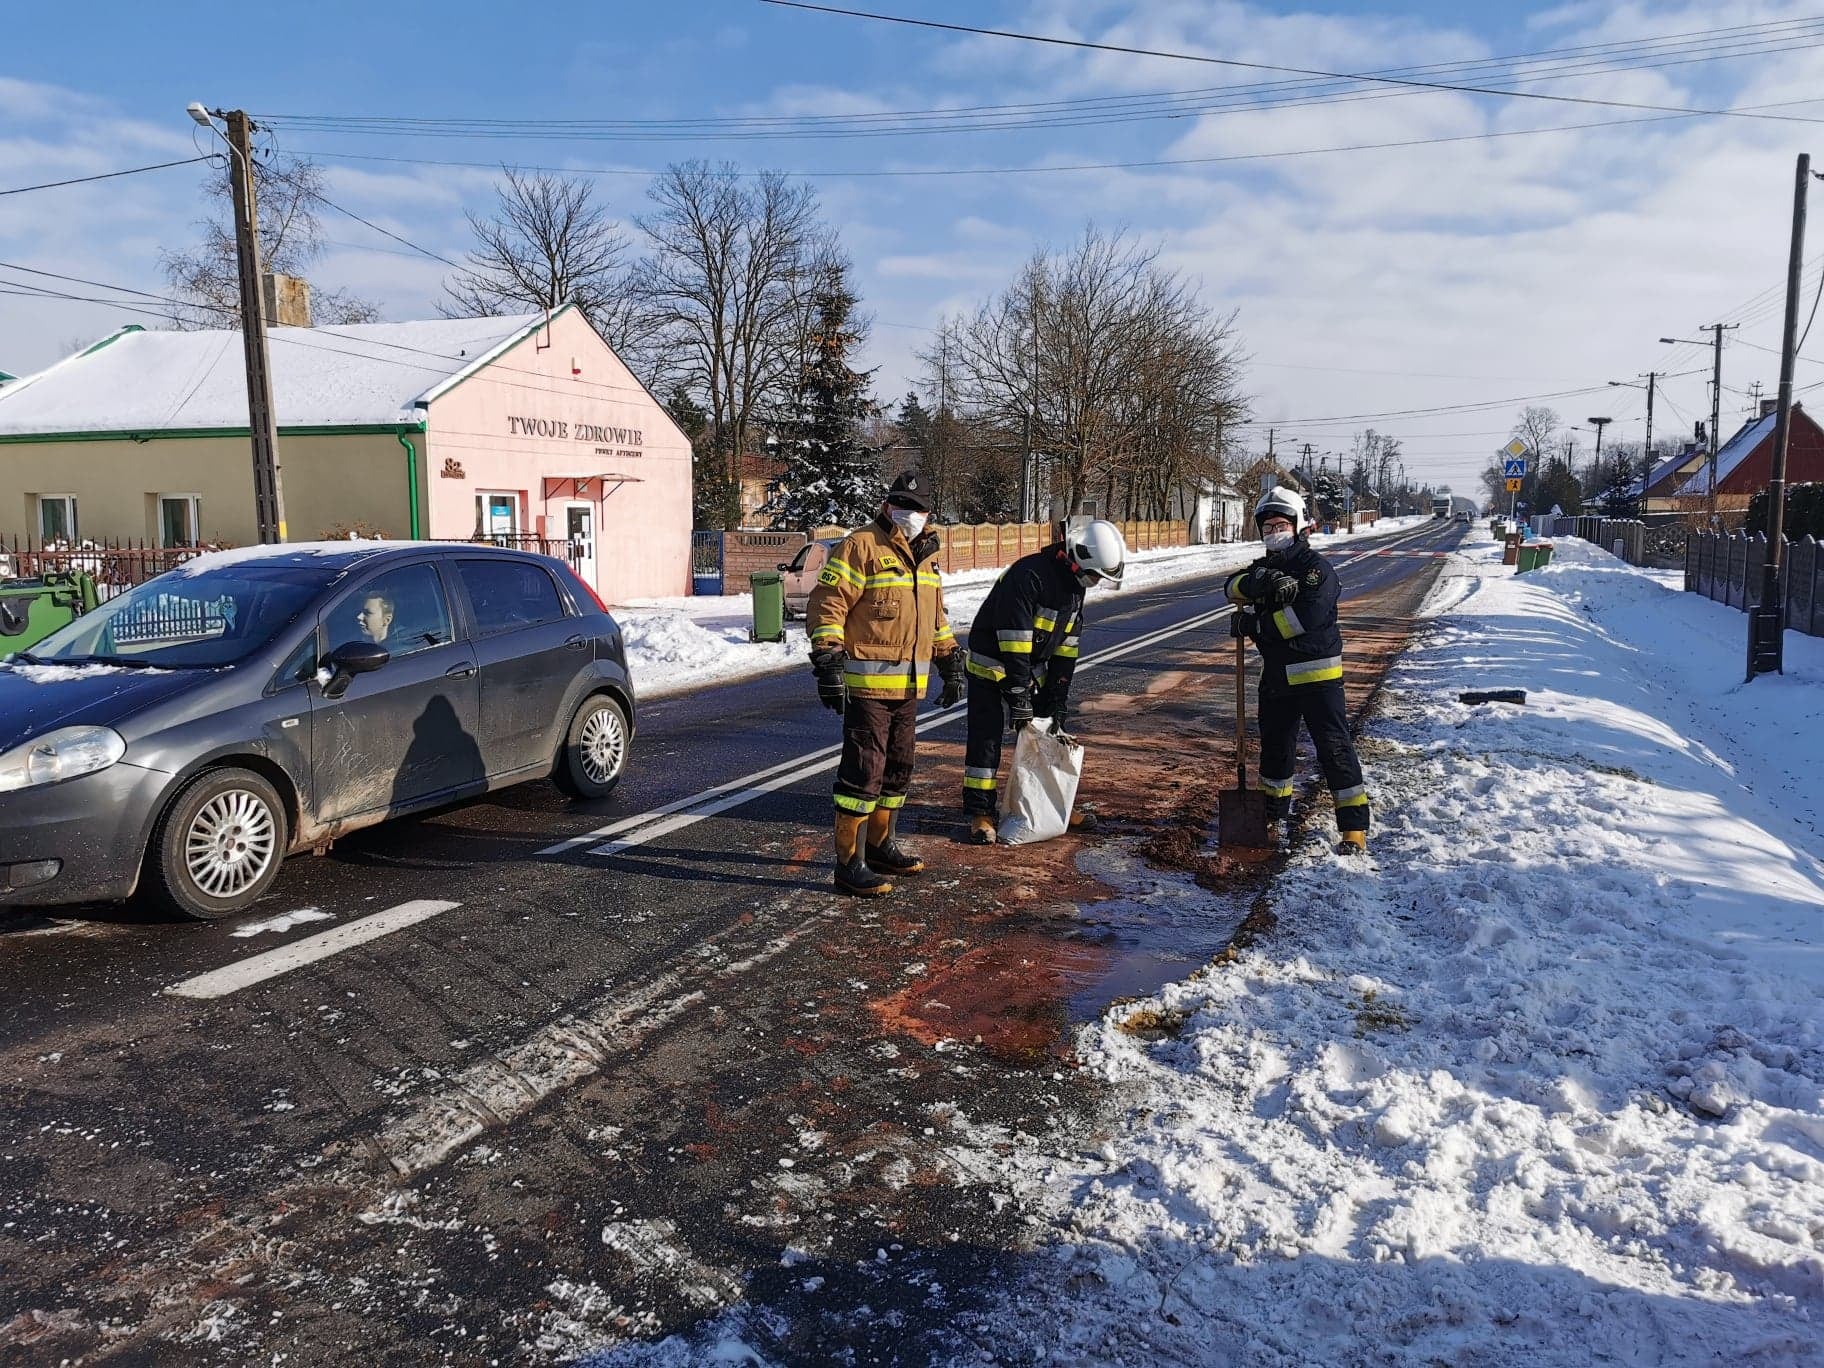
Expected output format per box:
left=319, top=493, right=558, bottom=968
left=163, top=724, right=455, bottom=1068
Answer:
left=390, top=693, right=485, bottom=818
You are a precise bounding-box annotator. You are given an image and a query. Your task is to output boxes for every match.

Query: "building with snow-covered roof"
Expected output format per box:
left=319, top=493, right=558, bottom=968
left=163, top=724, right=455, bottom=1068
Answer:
left=0, top=304, right=692, bottom=604
left=1669, top=401, right=1824, bottom=511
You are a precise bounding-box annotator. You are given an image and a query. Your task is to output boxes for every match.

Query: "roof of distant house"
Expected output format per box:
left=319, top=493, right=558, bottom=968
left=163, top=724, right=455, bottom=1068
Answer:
left=0, top=313, right=549, bottom=438
left=1672, top=407, right=1807, bottom=495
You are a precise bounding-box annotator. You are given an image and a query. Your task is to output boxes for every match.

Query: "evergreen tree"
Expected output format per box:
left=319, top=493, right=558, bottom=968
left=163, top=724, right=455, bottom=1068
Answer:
left=764, top=263, right=881, bottom=530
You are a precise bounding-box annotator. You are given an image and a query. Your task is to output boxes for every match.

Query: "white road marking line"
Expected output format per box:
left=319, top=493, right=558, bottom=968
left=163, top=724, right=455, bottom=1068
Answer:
left=376, top=910, right=828, bottom=1176
left=162, top=900, right=461, bottom=1000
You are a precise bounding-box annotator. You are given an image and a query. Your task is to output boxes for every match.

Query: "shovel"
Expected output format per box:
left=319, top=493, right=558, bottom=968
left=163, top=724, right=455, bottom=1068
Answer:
left=1218, top=611, right=1273, bottom=849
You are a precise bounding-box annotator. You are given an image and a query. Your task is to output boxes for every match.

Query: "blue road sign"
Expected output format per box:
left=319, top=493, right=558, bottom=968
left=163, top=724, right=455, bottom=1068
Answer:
left=1503, top=458, right=1528, bottom=479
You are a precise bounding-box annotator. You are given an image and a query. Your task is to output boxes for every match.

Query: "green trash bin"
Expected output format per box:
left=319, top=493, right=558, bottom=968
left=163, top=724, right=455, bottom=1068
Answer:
left=1535, top=542, right=1554, bottom=568
left=1514, top=544, right=1541, bottom=574
left=749, top=570, right=786, bottom=643
left=0, top=570, right=98, bottom=653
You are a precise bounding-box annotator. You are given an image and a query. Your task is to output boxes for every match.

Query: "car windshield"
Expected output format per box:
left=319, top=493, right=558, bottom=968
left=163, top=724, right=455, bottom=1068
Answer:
left=23, top=564, right=338, bottom=669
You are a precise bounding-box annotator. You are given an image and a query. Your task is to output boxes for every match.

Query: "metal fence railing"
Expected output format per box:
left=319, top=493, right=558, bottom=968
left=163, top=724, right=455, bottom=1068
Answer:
left=0, top=535, right=220, bottom=601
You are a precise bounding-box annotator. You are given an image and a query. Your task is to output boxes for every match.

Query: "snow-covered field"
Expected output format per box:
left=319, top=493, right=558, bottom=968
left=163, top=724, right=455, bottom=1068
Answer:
left=616, top=518, right=1429, bottom=700
left=962, top=525, right=1824, bottom=1365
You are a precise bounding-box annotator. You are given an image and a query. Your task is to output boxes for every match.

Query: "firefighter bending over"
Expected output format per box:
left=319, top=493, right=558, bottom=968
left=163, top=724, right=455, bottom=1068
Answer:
left=962, top=519, right=1127, bottom=844
left=806, top=473, right=966, bottom=896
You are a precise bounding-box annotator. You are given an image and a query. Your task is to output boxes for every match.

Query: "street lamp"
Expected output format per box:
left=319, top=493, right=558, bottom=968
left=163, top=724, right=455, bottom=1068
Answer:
left=1661, top=330, right=1733, bottom=522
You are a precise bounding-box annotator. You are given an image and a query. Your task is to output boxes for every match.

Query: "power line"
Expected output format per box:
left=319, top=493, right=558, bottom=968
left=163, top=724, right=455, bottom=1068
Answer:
left=0, top=155, right=215, bottom=197
left=293, top=97, right=1824, bottom=183
left=762, top=1, right=1824, bottom=128
left=307, top=191, right=463, bottom=269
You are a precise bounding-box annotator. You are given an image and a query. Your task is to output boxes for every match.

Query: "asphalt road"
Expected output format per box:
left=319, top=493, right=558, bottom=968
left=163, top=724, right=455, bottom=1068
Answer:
left=0, top=517, right=1463, bottom=1366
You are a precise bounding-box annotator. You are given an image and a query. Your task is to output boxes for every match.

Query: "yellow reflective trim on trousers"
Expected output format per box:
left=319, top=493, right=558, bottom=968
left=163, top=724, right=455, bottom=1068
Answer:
left=1335, top=792, right=1370, bottom=808
left=963, top=774, right=997, bottom=790
left=1257, top=779, right=1295, bottom=798
left=833, top=792, right=878, bottom=814
left=876, top=793, right=907, bottom=810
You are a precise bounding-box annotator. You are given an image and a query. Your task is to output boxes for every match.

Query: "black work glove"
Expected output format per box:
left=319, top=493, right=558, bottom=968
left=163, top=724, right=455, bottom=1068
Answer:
left=1046, top=697, right=1069, bottom=733
left=1005, top=688, right=1034, bottom=731
left=1265, top=570, right=1301, bottom=606
left=811, top=648, right=847, bottom=714
left=936, top=652, right=966, bottom=708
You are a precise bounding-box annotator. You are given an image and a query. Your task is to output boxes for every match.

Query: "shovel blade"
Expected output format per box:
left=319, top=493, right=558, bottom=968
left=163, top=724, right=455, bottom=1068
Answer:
left=1218, top=787, right=1274, bottom=849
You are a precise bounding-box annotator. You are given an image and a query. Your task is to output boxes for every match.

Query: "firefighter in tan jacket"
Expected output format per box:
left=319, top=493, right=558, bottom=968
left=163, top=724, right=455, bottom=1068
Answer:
left=807, top=473, right=966, bottom=896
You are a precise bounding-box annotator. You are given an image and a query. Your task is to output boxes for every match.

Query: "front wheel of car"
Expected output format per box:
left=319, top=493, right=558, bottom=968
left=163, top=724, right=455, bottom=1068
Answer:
left=553, top=694, right=628, bottom=800
left=145, top=768, right=289, bottom=920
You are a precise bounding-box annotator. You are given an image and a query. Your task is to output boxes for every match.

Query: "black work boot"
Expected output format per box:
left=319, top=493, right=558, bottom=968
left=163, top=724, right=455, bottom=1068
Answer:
left=967, top=810, right=998, bottom=845
left=865, top=807, right=925, bottom=875
left=834, top=812, right=893, bottom=897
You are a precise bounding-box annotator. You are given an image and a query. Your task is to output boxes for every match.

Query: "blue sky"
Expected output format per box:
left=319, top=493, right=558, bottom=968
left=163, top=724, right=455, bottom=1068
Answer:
left=6, top=1, right=1824, bottom=492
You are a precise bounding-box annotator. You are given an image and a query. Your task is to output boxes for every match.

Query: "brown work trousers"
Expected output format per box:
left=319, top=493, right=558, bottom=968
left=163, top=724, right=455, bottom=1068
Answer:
left=833, top=696, right=918, bottom=815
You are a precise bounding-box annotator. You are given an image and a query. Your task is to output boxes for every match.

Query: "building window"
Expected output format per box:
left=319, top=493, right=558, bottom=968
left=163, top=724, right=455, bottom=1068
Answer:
left=37, top=495, right=77, bottom=544
left=474, top=491, right=519, bottom=541
left=157, top=495, right=201, bottom=547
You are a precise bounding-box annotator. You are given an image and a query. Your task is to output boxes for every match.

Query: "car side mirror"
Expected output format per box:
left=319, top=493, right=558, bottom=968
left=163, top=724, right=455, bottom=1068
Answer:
left=322, top=640, right=389, bottom=699
left=776, top=562, right=792, bottom=572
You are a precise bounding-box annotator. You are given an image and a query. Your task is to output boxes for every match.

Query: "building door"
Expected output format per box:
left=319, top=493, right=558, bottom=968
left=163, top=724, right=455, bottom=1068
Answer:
left=565, top=504, right=597, bottom=589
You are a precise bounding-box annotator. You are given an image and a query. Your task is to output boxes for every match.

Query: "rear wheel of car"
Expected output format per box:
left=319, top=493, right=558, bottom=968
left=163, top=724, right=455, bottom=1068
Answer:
left=145, top=768, right=289, bottom=920
left=553, top=694, right=628, bottom=800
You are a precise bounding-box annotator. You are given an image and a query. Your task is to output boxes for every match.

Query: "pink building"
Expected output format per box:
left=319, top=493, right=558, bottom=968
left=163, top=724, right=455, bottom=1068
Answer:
left=0, top=304, right=694, bottom=605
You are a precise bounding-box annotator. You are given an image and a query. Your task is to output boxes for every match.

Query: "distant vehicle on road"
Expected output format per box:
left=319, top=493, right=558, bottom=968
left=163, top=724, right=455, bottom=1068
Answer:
left=1431, top=497, right=1451, bottom=519
left=779, top=537, right=842, bottom=620
left=0, top=543, right=634, bottom=919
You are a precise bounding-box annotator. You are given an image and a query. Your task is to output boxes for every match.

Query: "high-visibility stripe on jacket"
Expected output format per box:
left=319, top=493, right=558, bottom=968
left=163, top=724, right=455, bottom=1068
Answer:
left=1225, top=539, right=1346, bottom=695
left=965, top=545, right=1085, bottom=706
left=805, top=517, right=958, bottom=700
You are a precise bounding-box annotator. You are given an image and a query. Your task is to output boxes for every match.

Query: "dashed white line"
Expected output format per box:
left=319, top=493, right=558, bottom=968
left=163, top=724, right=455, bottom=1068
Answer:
left=163, top=900, right=461, bottom=1000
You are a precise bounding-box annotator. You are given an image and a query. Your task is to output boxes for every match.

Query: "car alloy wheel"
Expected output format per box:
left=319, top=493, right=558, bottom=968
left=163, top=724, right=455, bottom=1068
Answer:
left=578, top=702, right=626, bottom=786
left=183, top=788, right=279, bottom=901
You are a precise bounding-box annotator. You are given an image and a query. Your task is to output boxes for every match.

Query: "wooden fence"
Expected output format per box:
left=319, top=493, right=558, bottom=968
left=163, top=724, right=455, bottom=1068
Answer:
left=1685, top=531, right=1824, bottom=637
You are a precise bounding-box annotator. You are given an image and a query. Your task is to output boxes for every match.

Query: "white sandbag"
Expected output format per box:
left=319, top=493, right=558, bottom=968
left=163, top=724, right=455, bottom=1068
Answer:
left=997, top=720, right=1083, bottom=846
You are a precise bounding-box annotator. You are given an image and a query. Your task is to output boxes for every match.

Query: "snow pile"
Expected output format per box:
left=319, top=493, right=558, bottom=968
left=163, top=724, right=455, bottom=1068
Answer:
left=966, top=526, right=1824, bottom=1364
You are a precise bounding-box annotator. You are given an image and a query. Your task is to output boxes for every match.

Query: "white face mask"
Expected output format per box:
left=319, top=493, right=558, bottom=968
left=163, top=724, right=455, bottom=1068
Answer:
left=1262, top=529, right=1296, bottom=553
left=887, top=508, right=928, bottom=540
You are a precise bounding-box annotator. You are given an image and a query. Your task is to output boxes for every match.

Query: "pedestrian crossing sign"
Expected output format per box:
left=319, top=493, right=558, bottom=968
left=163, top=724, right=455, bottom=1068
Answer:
left=1503, top=458, right=1527, bottom=478
left=1505, top=477, right=1524, bottom=492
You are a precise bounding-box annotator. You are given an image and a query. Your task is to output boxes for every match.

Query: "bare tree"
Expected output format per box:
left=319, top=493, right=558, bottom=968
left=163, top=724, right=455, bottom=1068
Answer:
left=161, top=154, right=379, bottom=329
left=635, top=162, right=825, bottom=529
left=943, top=226, right=1247, bottom=522
left=443, top=168, right=658, bottom=364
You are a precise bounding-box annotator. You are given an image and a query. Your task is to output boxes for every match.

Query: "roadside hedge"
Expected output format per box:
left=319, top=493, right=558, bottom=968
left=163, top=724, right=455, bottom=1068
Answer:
left=1747, top=482, right=1824, bottom=540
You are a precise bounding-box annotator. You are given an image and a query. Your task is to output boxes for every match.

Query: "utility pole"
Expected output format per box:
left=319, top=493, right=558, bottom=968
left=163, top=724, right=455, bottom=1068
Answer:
left=1641, top=371, right=1657, bottom=510
left=1700, top=322, right=1738, bottom=525
left=222, top=109, right=286, bottom=543
left=1749, top=152, right=1815, bottom=680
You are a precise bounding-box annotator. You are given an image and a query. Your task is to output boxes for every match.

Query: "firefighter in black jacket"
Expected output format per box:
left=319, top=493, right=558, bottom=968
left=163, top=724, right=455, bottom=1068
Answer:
left=1225, top=486, right=1371, bottom=854
left=962, top=519, right=1127, bottom=844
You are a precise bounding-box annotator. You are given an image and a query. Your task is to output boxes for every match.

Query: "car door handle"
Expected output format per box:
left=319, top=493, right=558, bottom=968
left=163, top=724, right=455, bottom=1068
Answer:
left=565, top=634, right=587, bottom=650
left=445, top=663, right=476, bottom=679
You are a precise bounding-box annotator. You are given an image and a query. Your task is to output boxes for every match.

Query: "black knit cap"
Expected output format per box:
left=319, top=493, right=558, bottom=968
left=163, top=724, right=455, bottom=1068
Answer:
left=885, top=471, right=931, bottom=512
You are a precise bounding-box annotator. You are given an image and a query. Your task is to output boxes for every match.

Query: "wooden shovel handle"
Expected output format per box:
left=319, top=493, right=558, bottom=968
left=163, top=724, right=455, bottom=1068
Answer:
left=1234, top=629, right=1248, bottom=790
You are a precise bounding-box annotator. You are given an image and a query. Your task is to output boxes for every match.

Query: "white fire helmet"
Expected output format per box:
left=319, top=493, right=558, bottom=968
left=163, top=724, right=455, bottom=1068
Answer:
left=1066, top=518, right=1127, bottom=586
left=1254, top=485, right=1309, bottom=531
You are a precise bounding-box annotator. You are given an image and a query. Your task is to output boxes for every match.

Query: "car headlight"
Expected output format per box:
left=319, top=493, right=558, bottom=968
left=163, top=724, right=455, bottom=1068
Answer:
left=0, top=726, right=127, bottom=793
